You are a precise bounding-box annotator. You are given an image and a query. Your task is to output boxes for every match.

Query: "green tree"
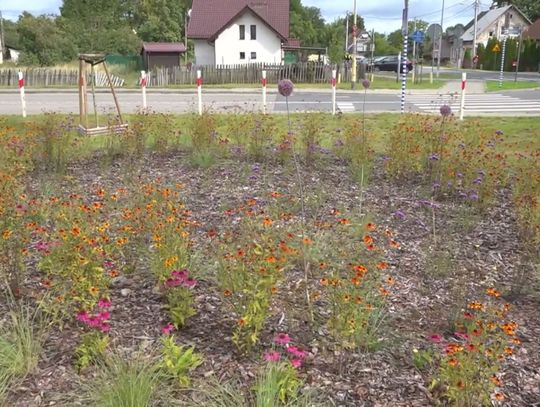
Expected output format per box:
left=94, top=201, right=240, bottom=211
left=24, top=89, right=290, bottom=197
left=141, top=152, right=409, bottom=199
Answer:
left=16, top=12, right=76, bottom=66
left=59, top=0, right=140, bottom=54
left=289, top=0, right=326, bottom=46
left=132, top=0, right=190, bottom=42
left=2, top=19, right=20, bottom=49
left=492, top=0, right=540, bottom=21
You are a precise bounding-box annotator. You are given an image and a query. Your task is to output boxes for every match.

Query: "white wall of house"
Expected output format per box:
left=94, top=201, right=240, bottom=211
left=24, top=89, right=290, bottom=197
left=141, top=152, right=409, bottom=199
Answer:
left=194, top=40, right=215, bottom=66
left=214, top=10, right=282, bottom=65
left=8, top=48, right=20, bottom=63
left=478, top=12, right=530, bottom=46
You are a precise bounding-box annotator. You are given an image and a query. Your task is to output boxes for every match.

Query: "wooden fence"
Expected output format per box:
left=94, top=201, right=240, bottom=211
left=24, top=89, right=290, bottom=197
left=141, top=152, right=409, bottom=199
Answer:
left=148, top=62, right=366, bottom=87
left=0, top=68, right=124, bottom=87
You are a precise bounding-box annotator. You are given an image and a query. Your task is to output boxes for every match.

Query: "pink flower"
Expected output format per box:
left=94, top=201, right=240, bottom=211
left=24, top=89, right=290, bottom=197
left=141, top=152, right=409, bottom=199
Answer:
left=290, top=358, right=302, bottom=368
left=98, top=298, right=112, bottom=309
left=264, top=351, right=281, bottom=362
left=429, top=334, right=443, bottom=343
left=286, top=346, right=307, bottom=359
left=161, top=323, right=174, bottom=334
left=76, top=311, right=89, bottom=323
left=98, top=311, right=110, bottom=321
left=183, top=278, right=197, bottom=288
left=274, top=333, right=291, bottom=345
left=99, top=322, right=110, bottom=333
left=171, top=269, right=188, bottom=280
left=165, top=278, right=182, bottom=287
left=87, top=317, right=101, bottom=328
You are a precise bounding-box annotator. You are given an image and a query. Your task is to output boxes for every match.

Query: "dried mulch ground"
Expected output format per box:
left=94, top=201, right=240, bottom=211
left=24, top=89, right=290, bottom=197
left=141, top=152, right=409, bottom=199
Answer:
left=5, top=149, right=540, bottom=406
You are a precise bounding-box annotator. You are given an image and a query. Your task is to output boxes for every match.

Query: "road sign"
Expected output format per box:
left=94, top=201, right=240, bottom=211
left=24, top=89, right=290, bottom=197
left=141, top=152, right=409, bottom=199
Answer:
left=412, top=30, right=425, bottom=43
left=492, top=43, right=501, bottom=52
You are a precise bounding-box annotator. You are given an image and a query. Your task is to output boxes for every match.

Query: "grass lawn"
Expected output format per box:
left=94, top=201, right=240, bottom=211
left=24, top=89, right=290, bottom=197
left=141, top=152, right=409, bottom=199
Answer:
left=485, top=80, right=540, bottom=92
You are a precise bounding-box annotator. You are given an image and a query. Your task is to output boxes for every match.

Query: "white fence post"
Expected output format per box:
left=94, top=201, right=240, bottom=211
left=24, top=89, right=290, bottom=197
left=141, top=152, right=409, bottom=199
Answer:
left=140, top=70, right=147, bottom=109
left=18, top=71, right=26, bottom=118
left=331, top=69, right=337, bottom=115
left=196, top=69, right=202, bottom=115
left=261, top=70, right=267, bottom=114
left=459, top=72, right=466, bottom=121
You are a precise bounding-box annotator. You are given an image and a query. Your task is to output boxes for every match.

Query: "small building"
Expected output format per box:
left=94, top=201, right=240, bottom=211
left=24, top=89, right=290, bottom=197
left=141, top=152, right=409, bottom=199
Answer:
left=141, top=42, right=187, bottom=70
left=187, top=0, right=290, bottom=66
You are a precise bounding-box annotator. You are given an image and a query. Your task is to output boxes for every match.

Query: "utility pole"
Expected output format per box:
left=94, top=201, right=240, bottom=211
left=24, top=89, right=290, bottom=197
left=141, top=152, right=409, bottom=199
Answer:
left=471, top=0, right=479, bottom=68
left=351, top=0, right=357, bottom=89
left=0, top=10, right=5, bottom=65
left=184, top=10, right=189, bottom=65
left=345, top=12, right=349, bottom=53
left=514, top=26, right=523, bottom=82
left=437, top=0, right=445, bottom=78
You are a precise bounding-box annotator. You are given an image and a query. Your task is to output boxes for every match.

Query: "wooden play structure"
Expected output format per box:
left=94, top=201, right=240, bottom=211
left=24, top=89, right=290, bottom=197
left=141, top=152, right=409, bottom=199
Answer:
left=78, top=53, right=128, bottom=136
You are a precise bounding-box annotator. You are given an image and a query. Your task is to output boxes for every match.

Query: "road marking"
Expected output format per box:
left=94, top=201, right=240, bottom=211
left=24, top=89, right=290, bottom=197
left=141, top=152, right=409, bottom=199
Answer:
left=404, top=93, right=540, bottom=114
left=337, top=102, right=355, bottom=112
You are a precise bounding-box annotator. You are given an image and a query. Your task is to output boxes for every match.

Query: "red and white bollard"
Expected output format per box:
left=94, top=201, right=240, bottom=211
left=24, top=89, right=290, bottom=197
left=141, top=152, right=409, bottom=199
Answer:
left=196, top=70, right=203, bottom=115
left=331, top=69, right=337, bottom=115
left=140, top=70, right=147, bottom=109
left=18, top=71, right=26, bottom=118
left=459, top=72, right=466, bottom=121
left=261, top=70, right=267, bottom=114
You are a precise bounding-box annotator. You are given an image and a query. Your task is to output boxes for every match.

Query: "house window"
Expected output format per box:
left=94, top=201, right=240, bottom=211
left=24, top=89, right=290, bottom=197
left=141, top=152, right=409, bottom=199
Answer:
left=250, top=52, right=257, bottom=60
left=489, top=31, right=493, bottom=37
left=250, top=25, right=256, bottom=40
left=239, top=25, right=245, bottom=40
left=240, top=52, right=245, bottom=60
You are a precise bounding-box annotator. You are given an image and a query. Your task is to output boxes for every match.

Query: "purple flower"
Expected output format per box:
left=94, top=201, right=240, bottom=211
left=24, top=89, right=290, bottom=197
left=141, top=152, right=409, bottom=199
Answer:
left=432, top=182, right=441, bottom=190
left=439, top=104, right=452, bottom=117
left=161, top=323, right=174, bottom=334
left=361, top=79, right=370, bottom=89
left=473, top=178, right=482, bottom=185
left=495, top=130, right=504, bottom=135
left=278, top=79, right=294, bottom=97
left=469, top=191, right=479, bottom=201
left=264, top=351, right=281, bottom=362
left=429, top=154, right=439, bottom=161
left=393, top=210, right=406, bottom=220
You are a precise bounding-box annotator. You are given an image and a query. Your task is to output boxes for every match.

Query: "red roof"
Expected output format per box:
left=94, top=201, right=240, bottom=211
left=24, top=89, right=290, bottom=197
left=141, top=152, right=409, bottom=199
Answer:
left=187, top=0, right=289, bottom=41
left=142, top=42, right=187, bottom=53
left=524, top=18, right=540, bottom=40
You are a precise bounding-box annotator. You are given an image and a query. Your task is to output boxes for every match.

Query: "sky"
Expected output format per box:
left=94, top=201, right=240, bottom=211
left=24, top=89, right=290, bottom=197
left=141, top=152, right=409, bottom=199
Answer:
left=0, top=0, right=486, bottom=34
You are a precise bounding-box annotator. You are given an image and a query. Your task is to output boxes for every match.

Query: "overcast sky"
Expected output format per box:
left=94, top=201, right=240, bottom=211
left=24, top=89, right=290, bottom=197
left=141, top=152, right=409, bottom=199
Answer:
left=0, top=0, right=486, bottom=34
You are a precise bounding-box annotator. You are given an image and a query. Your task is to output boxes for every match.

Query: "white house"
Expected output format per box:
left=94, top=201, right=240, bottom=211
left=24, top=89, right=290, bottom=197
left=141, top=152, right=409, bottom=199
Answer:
left=187, top=0, right=291, bottom=66
left=461, top=5, right=531, bottom=52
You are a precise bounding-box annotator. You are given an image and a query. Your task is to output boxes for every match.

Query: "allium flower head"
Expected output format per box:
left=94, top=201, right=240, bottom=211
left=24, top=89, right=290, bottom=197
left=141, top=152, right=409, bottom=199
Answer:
left=278, top=79, right=294, bottom=97
left=362, top=79, right=370, bottom=89
left=440, top=104, right=452, bottom=117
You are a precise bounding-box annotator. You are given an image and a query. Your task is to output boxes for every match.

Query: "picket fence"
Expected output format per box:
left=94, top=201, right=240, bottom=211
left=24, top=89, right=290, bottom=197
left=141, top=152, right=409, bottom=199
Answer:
left=0, top=68, right=124, bottom=87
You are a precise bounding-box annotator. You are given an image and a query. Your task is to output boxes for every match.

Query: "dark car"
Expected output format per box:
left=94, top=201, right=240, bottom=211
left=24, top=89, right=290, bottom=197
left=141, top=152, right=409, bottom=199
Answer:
left=373, top=56, right=412, bottom=73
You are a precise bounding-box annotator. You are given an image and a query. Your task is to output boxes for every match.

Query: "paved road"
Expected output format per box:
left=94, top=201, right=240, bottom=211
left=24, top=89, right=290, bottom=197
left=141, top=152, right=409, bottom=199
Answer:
left=432, top=67, right=540, bottom=82
left=1, top=88, right=539, bottom=116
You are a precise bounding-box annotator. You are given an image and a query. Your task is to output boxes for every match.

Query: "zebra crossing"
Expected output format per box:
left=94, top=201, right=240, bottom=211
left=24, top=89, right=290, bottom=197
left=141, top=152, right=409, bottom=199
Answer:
left=404, top=93, right=540, bottom=115
left=337, top=101, right=355, bottom=112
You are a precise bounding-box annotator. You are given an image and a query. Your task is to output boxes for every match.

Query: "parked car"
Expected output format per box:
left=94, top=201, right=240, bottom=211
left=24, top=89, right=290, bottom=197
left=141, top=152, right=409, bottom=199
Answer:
left=372, top=55, right=412, bottom=73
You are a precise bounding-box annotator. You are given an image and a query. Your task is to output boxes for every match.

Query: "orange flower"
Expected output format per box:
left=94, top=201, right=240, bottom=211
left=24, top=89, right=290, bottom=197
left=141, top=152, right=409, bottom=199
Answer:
left=223, top=289, right=232, bottom=296
left=71, top=226, right=81, bottom=236
left=447, top=358, right=459, bottom=367
left=262, top=217, right=273, bottom=226
left=271, top=286, right=278, bottom=294
left=386, top=276, right=395, bottom=285
left=270, top=191, right=282, bottom=198
left=491, top=376, right=502, bottom=386
left=376, top=261, right=388, bottom=270
left=366, top=223, right=376, bottom=231
left=266, top=256, right=277, bottom=263
left=302, top=237, right=313, bottom=245
left=319, top=262, right=328, bottom=269
left=503, top=347, right=513, bottom=355
left=237, top=249, right=246, bottom=257
left=89, top=286, right=99, bottom=296
left=2, top=229, right=12, bottom=240
left=495, top=393, right=505, bottom=401
left=247, top=198, right=257, bottom=206
left=109, top=270, right=119, bottom=278
left=351, top=277, right=361, bottom=286
left=353, top=264, right=367, bottom=274
left=379, top=287, right=390, bottom=296
left=355, top=296, right=363, bottom=304
left=389, top=239, right=400, bottom=248
left=238, top=318, right=246, bottom=326
left=152, top=234, right=162, bottom=242
left=363, top=235, right=373, bottom=245
left=468, top=301, right=484, bottom=311
left=343, top=294, right=351, bottom=302
left=486, top=287, right=501, bottom=297
left=338, top=218, right=350, bottom=225
left=320, top=278, right=329, bottom=286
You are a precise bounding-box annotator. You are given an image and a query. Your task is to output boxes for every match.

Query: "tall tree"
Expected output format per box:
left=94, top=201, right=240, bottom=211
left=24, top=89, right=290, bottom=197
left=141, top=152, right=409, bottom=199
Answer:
left=491, top=0, right=540, bottom=22
left=16, top=12, right=76, bottom=65
left=59, top=0, right=140, bottom=54
left=132, top=0, right=190, bottom=42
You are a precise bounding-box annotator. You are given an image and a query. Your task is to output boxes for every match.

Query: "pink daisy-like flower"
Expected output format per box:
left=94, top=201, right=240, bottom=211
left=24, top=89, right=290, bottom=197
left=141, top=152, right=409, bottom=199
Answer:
left=183, top=277, right=197, bottom=288
left=99, top=322, right=110, bottom=333
left=454, top=332, right=470, bottom=341
left=98, top=311, right=110, bottom=321
left=290, top=358, right=302, bottom=368
left=264, top=351, right=281, bottom=362
left=274, top=333, right=291, bottom=345
left=286, top=346, right=307, bottom=359
left=429, top=334, right=443, bottom=343
left=161, top=323, right=174, bottom=335
left=76, top=311, right=89, bottom=323
left=165, top=278, right=182, bottom=287
left=171, top=269, right=188, bottom=280
left=98, top=298, right=112, bottom=309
